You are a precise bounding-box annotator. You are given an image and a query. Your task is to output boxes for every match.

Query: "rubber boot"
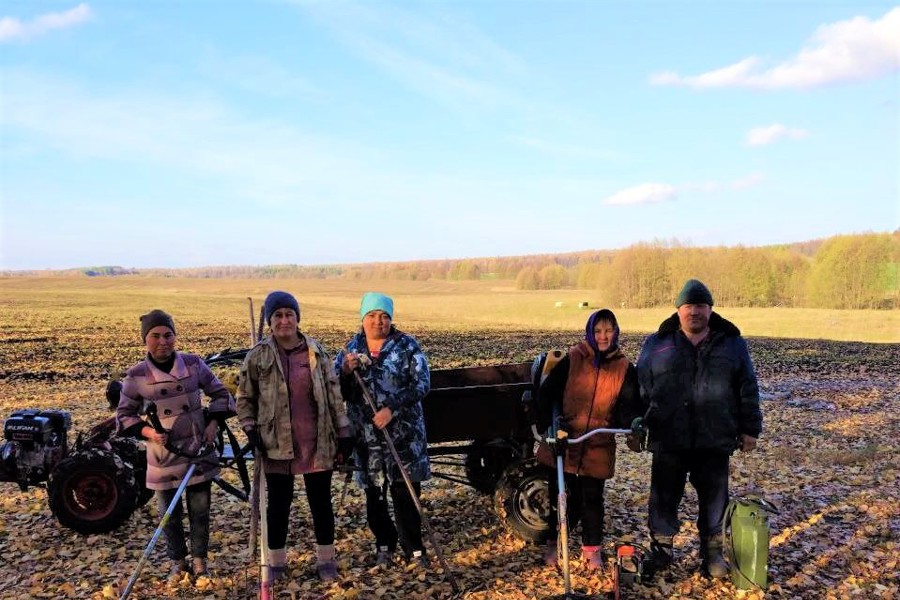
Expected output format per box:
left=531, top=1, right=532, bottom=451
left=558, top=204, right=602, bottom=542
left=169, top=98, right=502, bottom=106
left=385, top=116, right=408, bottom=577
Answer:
left=268, top=548, right=288, bottom=583
left=375, top=545, right=394, bottom=567
left=701, top=536, right=728, bottom=579
left=315, top=544, right=338, bottom=582
left=646, top=534, right=674, bottom=575
left=410, top=549, right=429, bottom=568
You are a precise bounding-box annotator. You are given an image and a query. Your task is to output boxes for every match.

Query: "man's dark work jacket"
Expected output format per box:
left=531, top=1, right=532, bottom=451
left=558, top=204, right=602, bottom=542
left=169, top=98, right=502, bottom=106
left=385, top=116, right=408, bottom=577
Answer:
left=637, top=312, right=762, bottom=453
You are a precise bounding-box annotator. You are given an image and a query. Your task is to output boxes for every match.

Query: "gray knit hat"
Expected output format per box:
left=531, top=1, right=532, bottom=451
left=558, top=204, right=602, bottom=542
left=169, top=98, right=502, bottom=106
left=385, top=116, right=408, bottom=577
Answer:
left=264, top=291, right=300, bottom=324
left=675, top=279, right=714, bottom=307
left=140, top=309, right=176, bottom=341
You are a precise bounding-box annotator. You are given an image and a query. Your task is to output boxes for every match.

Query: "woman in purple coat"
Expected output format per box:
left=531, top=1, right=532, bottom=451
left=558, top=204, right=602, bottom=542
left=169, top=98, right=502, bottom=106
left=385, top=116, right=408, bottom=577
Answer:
left=116, top=309, right=236, bottom=582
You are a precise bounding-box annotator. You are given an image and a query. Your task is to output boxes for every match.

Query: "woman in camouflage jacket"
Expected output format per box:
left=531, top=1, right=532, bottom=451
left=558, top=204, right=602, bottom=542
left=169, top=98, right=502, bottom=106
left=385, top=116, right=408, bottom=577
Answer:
left=236, top=291, right=352, bottom=582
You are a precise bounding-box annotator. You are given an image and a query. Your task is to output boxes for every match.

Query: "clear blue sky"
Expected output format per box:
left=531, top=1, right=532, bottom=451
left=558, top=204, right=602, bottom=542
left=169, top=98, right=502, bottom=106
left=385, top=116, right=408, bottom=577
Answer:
left=1, top=1, right=898, bottom=270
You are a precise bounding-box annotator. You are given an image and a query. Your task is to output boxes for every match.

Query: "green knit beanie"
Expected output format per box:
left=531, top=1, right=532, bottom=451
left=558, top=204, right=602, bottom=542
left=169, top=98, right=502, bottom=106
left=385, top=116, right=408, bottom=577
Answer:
left=675, top=279, right=714, bottom=307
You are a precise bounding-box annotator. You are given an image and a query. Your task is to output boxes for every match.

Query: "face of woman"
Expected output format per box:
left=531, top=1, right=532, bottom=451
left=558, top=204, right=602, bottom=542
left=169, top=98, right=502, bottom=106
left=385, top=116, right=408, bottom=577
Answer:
left=270, top=308, right=299, bottom=345
left=145, top=326, right=176, bottom=362
left=362, top=310, right=392, bottom=341
left=593, top=320, right=616, bottom=352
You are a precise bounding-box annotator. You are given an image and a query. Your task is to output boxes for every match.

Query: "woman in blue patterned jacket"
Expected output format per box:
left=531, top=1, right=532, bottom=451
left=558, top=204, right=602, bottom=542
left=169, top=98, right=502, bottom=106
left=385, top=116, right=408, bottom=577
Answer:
left=334, top=292, right=431, bottom=568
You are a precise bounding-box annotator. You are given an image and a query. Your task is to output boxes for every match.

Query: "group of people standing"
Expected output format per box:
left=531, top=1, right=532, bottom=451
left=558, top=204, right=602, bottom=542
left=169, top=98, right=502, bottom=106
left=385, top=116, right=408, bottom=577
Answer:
left=114, top=277, right=762, bottom=587
left=533, top=279, right=762, bottom=579
left=116, top=290, right=432, bottom=584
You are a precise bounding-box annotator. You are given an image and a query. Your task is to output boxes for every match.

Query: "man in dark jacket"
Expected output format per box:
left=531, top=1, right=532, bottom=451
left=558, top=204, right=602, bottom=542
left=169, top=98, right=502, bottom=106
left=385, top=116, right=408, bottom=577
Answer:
left=637, top=279, right=762, bottom=578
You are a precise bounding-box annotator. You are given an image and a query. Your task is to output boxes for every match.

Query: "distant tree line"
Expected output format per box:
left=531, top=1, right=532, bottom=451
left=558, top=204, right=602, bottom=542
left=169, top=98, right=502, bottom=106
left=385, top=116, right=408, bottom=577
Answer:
left=3, top=232, right=896, bottom=309
left=514, top=233, right=897, bottom=310
left=579, top=233, right=897, bottom=310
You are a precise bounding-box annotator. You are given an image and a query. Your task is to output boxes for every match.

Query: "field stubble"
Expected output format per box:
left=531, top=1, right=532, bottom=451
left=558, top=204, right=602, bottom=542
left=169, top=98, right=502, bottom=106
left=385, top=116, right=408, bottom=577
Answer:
left=0, top=278, right=897, bottom=599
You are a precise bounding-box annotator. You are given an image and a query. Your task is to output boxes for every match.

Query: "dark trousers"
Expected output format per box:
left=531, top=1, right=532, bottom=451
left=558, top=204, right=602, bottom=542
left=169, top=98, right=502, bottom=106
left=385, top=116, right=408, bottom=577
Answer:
left=548, top=472, right=606, bottom=546
left=156, top=480, right=212, bottom=560
left=266, top=470, right=334, bottom=550
left=365, top=481, right=423, bottom=556
left=648, top=449, right=730, bottom=539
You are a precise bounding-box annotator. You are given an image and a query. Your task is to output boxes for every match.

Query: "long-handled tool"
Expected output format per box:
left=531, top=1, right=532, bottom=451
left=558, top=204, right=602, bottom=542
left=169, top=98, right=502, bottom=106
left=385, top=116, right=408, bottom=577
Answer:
left=352, top=369, right=461, bottom=594
left=543, top=415, right=632, bottom=600
left=243, top=297, right=273, bottom=599
left=257, top=459, right=272, bottom=600
left=119, top=407, right=213, bottom=600
left=247, top=297, right=257, bottom=348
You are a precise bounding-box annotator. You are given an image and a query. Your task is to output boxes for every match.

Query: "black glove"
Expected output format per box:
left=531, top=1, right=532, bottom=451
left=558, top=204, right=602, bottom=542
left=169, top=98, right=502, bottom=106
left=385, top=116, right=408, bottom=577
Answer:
left=335, top=436, right=356, bottom=465
left=627, top=417, right=647, bottom=452
left=244, top=427, right=267, bottom=458
left=630, top=417, right=647, bottom=439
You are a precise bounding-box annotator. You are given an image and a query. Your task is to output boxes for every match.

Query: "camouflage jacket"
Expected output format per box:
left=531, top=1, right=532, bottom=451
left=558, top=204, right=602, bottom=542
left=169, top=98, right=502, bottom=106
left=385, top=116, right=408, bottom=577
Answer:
left=236, top=333, right=349, bottom=464
left=334, top=328, right=431, bottom=486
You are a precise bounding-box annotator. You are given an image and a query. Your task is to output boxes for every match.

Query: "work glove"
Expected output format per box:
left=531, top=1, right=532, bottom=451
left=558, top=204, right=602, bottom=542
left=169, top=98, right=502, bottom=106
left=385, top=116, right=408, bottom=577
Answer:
left=243, top=427, right=267, bottom=458
left=630, top=417, right=647, bottom=439
left=627, top=417, right=647, bottom=452
left=335, top=436, right=356, bottom=466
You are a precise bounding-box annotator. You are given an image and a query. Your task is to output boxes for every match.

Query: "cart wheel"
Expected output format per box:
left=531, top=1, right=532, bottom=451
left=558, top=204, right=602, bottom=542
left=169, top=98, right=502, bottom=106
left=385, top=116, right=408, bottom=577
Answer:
left=493, top=457, right=552, bottom=543
left=464, top=439, right=524, bottom=494
left=48, top=449, right=139, bottom=534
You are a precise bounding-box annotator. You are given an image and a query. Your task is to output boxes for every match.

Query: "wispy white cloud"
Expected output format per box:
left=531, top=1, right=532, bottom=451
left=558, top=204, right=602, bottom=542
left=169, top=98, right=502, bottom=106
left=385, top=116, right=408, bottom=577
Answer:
left=0, top=70, right=378, bottom=209
left=299, top=1, right=524, bottom=110
left=606, top=173, right=765, bottom=205
left=604, top=183, right=677, bottom=206
left=297, top=0, right=611, bottom=165
left=746, top=124, right=809, bottom=146
left=0, top=3, right=91, bottom=43
left=729, top=173, right=766, bottom=190
left=196, top=51, right=322, bottom=99
left=351, top=34, right=506, bottom=108
left=650, top=7, right=900, bottom=90
left=510, top=135, right=623, bottom=162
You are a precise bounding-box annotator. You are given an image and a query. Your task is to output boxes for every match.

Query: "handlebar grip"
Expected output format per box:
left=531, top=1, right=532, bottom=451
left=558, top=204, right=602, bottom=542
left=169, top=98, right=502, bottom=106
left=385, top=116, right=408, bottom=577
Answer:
left=145, top=402, right=167, bottom=434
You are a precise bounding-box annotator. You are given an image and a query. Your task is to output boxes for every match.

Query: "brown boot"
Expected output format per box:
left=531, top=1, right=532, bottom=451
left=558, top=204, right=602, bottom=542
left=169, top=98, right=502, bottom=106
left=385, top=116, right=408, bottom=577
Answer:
left=192, top=557, right=209, bottom=578
left=167, top=559, right=190, bottom=584
left=701, top=536, right=728, bottom=579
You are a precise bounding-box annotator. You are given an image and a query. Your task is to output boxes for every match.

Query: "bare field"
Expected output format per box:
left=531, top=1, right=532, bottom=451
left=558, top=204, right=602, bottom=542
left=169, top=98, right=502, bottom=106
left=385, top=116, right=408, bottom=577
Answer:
left=2, top=276, right=898, bottom=343
left=0, top=277, right=898, bottom=600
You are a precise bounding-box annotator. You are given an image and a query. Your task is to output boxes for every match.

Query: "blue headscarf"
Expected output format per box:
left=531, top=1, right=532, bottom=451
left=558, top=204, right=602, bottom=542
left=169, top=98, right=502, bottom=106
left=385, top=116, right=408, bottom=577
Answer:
left=584, top=308, right=620, bottom=367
